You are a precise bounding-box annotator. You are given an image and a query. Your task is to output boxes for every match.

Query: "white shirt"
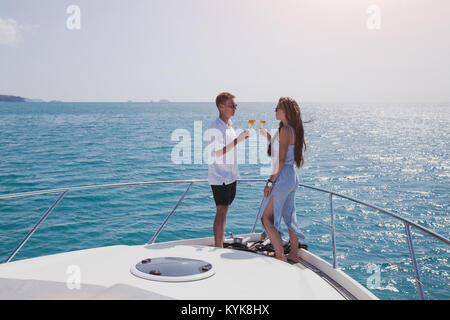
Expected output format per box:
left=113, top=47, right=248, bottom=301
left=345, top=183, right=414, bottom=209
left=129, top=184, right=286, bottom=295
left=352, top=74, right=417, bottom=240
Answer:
left=207, top=117, right=240, bottom=185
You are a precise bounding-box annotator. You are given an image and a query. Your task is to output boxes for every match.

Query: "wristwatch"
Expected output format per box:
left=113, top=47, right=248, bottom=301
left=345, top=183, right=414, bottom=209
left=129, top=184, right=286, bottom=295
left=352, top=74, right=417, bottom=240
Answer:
left=267, top=179, right=273, bottom=187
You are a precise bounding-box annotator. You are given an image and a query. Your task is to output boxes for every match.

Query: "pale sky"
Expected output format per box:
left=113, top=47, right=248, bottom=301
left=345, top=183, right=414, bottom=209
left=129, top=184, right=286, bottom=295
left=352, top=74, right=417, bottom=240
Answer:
left=0, top=0, right=449, bottom=102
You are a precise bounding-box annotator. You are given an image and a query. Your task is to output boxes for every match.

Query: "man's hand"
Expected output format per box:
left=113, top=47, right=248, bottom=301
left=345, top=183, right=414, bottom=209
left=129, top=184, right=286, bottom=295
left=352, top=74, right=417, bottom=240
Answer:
left=237, top=130, right=250, bottom=143
left=216, top=130, right=250, bottom=158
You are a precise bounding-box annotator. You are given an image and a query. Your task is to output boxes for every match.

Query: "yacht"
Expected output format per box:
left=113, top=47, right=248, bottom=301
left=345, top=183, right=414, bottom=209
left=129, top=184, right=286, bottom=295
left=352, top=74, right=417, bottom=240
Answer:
left=0, top=179, right=448, bottom=300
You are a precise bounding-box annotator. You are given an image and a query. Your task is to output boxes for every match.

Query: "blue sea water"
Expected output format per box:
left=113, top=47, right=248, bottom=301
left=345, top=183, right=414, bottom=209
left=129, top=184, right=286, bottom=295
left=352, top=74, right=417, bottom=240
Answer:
left=0, top=101, right=448, bottom=300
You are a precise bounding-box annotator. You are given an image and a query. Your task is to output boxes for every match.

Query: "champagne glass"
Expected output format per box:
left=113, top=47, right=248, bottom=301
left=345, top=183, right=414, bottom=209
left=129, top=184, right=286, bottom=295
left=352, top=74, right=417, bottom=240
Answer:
left=248, top=120, right=255, bottom=128
left=259, top=120, right=266, bottom=139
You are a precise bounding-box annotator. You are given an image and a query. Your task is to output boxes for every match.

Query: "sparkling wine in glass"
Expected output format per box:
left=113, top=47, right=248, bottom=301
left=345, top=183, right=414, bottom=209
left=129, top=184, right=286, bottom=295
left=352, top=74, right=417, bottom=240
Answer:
left=248, top=120, right=255, bottom=128
left=259, top=120, right=266, bottom=127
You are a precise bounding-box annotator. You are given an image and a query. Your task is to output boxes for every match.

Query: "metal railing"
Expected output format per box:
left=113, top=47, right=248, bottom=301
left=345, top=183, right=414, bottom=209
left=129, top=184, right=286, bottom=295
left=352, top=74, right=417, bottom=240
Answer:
left=290, top=182, right=449, bottom=300
left=0, top=178, right=449, bottom=300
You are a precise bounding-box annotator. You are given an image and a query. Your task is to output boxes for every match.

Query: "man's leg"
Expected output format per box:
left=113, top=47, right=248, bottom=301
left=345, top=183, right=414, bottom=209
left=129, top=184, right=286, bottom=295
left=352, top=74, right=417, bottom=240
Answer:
left=214, top=205, right=229, bottom=247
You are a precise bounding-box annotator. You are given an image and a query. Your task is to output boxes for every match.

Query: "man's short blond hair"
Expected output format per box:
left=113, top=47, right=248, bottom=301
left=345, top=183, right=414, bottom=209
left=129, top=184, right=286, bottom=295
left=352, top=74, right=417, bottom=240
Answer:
left=215, top=92, right=235, bottom=109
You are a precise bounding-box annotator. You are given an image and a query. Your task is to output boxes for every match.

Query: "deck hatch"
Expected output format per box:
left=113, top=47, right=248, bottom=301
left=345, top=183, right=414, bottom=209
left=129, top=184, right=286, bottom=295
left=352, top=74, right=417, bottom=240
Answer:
left=130, top=257, right=215, bottom=282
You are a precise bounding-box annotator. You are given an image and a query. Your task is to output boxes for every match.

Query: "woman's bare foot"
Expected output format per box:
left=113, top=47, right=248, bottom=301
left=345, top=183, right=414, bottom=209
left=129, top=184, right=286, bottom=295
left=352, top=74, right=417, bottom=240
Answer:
left=275, top=254, right=288, bottom=262
left=286, top=252, right=300, bottom=263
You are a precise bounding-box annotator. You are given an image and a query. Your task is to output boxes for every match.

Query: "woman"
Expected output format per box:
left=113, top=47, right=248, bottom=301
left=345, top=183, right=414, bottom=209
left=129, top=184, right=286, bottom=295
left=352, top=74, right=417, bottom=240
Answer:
left=258, top=97, right=306, bottom=263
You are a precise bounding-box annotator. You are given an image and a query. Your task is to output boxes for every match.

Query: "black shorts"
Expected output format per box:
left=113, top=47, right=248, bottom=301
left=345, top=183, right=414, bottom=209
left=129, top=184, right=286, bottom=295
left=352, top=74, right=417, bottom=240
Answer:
left=211, top=181, right=237, bottom=206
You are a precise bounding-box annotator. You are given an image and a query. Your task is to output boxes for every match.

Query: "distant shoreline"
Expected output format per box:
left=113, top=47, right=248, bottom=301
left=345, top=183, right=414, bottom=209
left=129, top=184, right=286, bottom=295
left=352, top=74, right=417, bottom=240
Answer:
left=0, top=95, right=25, bottom=102
left=0, top=95, right=173, bottom=104
left=1, top=95, right=449, bottom=105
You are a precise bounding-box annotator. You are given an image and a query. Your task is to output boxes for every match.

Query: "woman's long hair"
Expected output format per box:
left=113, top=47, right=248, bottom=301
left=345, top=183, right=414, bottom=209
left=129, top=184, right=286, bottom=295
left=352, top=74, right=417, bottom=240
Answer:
left=268, top=97, right=306, bottom=168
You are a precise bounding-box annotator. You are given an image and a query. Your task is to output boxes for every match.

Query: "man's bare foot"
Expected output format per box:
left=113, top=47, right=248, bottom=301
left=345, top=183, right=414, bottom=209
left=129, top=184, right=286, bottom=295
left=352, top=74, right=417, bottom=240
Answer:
left=286, top=252, right=300, bottom=263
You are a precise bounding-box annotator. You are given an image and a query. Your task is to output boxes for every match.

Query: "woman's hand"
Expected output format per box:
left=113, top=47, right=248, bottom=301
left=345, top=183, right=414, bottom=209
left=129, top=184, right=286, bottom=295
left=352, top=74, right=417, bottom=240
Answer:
left=259, top=128, right=271, bottom=142
left=264, top=184, right=272, bottom=197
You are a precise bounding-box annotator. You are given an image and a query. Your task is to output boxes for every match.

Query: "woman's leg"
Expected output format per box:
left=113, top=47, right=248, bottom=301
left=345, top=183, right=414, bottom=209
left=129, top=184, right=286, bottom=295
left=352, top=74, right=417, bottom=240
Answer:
left=261, top=196, right=286, bottom=262
left=282, top=189, right=301, bottom=262
left=286, top=228, right=300, bottom=263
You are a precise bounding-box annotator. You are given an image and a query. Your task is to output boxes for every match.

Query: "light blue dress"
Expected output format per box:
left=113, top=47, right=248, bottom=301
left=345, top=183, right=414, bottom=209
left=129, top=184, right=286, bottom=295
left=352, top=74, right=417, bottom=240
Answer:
left=257, top=125, right=305, bottom=241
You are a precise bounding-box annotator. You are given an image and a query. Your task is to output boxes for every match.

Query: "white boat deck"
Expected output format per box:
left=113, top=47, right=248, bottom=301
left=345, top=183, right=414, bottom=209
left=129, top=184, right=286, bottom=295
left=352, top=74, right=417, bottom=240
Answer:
left=1, top=179, right=444, bottom=300
left=0, top=242, right=354, bottom=300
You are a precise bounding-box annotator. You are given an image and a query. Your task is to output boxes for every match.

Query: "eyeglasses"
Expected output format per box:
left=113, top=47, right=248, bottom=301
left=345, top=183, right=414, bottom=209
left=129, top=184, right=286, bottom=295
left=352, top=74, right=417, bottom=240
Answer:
left=227, top=103, right=237, bottom=109
left=275, top=106, right=281, bottom=111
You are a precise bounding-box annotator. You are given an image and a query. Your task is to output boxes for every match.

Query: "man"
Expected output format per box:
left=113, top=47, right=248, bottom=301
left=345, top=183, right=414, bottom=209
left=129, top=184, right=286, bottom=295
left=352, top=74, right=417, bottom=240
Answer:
left=208, top=92, right=249, bottom=248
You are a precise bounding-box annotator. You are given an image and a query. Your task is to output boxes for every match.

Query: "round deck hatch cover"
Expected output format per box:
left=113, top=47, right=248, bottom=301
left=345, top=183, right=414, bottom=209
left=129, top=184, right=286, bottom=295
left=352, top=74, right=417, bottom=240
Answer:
left=130, top=257, right=215, bottom=282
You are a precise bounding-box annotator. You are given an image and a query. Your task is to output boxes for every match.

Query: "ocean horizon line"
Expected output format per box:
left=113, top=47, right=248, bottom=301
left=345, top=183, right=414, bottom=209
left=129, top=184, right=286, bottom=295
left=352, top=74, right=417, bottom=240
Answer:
left=2, top=100, right=450, bottom=105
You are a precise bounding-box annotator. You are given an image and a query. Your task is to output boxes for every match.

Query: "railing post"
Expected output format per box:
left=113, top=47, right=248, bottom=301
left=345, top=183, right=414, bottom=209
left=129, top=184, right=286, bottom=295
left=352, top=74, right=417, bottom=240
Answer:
left=148, top=182, right=193, bottom=244
left=404, top=222, right=425, bottom=300
left=4, top=190, right=68, bottom=263
left=330, top=193, right=337, bottom=269
left=251, top=196, right=265, bottom=233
